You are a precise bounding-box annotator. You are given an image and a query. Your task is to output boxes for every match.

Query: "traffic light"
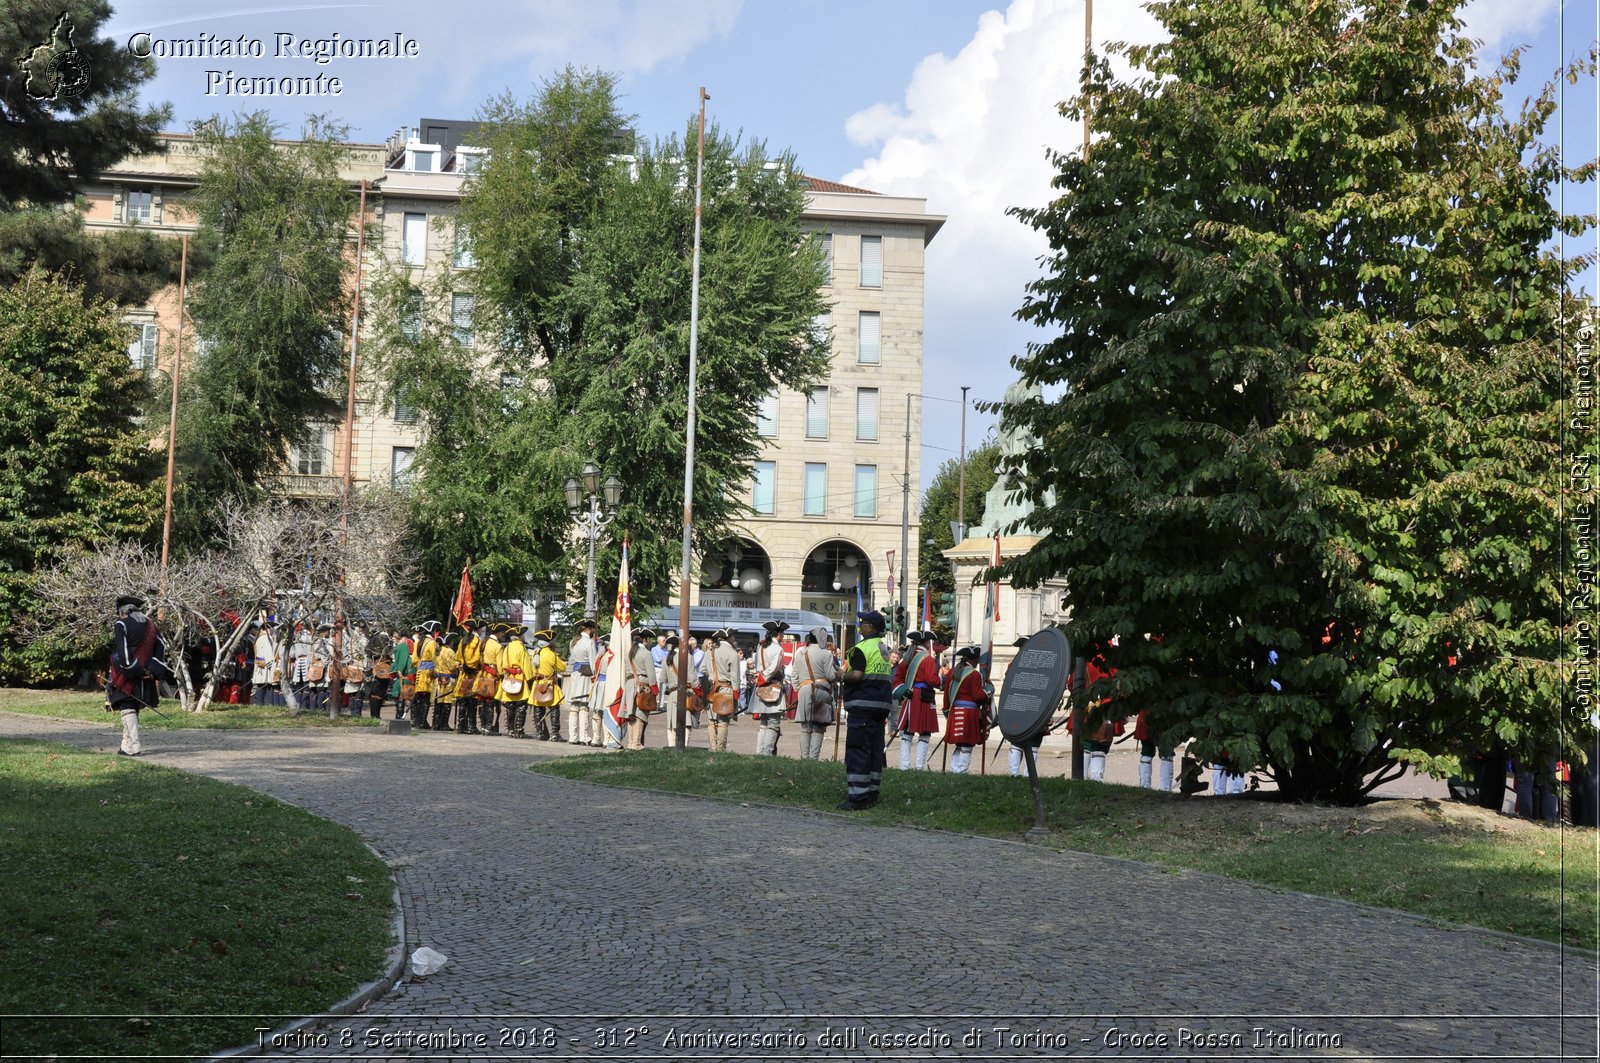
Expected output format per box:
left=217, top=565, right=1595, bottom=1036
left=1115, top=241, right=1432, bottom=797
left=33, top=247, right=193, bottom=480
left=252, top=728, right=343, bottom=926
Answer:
left=895, top=604, right=908, bottom=631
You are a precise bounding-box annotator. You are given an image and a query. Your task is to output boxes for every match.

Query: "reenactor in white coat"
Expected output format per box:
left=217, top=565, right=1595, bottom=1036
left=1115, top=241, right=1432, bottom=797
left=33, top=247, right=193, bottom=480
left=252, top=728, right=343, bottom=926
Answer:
left=792, top=626, right=838, bottom=760
left=564, top=619, right=598, bottom=745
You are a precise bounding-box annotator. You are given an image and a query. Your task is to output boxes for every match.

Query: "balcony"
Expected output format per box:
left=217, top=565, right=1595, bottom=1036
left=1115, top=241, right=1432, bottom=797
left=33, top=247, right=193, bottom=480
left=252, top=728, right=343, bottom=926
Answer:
left=273, top=473, right=343, bottom=499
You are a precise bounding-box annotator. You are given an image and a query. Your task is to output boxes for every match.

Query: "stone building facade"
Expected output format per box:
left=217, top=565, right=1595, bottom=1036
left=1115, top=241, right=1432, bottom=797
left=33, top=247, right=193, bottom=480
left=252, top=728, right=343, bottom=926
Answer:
left=86, top=122, right=943, bottom=634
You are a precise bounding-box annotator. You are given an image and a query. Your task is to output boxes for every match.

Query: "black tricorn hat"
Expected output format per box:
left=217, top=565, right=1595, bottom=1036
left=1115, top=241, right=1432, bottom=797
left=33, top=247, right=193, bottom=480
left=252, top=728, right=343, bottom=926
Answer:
left=634, top=627, right=655, bottom=641
left=115, top=594, right=144, bottom=611
left=955, top=645, right=982, bottom=661
left=761, top=620, right=790, bottom=634
left=709, top=627, right=733, bottom=641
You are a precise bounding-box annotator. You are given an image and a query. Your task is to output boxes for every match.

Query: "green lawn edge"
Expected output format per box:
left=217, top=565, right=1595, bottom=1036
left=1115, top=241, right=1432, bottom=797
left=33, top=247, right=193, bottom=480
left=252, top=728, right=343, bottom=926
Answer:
left=533, top=749, right=1599, bottom=951
left=0, top=737, right=396, bottom=1059
left=0, top=688, right=383, bottom=730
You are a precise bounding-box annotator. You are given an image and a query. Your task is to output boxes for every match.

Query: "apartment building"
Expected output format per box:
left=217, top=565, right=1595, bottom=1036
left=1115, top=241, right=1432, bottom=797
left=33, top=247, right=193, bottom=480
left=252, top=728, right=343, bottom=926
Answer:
left=89, top=121, right=944, bottom=627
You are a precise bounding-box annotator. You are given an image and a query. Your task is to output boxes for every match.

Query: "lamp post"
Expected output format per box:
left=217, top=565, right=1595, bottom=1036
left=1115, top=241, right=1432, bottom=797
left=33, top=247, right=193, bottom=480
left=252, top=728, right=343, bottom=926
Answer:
left=565, top=461, right=623, bottom=620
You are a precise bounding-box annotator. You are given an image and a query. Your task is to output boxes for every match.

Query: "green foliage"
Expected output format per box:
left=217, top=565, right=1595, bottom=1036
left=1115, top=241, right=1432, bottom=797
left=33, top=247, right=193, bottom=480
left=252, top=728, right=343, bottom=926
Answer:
left=0, top=1, right=170, bottom=213
left=175, top=113, right=358, bottom=544
left=919, top=441, right=1001, bottom=639
left=0, top=3, right=179, bottom=307
left=0, top=268, right=161, bottom=683
left=370, top=68, right=829, bottom=613
left=0, top=206, right=180, bottom=308
left=1003, top=0, right=1593, bottom=802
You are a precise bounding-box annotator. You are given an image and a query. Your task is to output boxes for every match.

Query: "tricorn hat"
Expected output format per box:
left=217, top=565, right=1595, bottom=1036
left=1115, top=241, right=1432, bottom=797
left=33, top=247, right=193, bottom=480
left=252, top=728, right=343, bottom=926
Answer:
left=761, top=620, right=789, bottom=634
left=577, top=618, right=598, bottom=631
left=634, top=627, right=654, bottom=641
left=115, top=594, right=144, bottom=612
left=665, top=634, right=681, bottom=648
left=955, top=645, right=982, bottom=661
left=1012, top=635, right=1031, bottom=648
left=709, top=627, right=733, bottom=641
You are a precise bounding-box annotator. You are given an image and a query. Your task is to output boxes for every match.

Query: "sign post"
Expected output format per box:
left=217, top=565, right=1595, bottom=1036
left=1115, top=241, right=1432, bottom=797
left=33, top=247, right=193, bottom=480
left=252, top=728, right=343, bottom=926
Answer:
left=995, top=626, right=1074, bottom=839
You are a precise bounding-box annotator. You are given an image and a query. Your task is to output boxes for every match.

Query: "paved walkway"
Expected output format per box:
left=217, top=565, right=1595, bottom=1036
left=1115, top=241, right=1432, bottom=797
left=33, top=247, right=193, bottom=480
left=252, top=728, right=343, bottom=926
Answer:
left=4, top=712, right=1594, bottom=1062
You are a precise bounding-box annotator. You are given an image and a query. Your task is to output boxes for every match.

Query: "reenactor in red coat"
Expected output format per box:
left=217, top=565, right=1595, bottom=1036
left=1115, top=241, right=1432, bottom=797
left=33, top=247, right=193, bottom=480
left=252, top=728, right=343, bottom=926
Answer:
left=942, top=645, right=992, bottom=774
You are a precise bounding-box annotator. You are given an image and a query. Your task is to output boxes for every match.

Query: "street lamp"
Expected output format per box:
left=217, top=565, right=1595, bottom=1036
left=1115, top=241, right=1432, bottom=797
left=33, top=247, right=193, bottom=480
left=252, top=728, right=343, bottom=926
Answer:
left=566, top=463, right=623, bottom=620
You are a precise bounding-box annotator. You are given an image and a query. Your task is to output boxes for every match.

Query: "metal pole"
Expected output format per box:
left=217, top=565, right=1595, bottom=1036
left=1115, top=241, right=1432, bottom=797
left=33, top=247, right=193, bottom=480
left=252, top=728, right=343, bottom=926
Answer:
left=675, top=86, right=709, bottom=752
left=953, top=385, right=969, bottom=651
left=899, top=392, right=911, bottom=630
left=1083, top=0, right=1093, bottom=160
left=333, top=179, right=367, bottom=714
left=158, top=234, right=188, bottom=601
left=585, top=493, right=599, bottom=620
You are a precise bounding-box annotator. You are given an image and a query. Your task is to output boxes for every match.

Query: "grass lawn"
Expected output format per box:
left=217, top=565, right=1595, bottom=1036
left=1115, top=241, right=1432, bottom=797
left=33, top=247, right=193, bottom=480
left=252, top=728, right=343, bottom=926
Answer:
left=535, top=749, right=1600, bottom=950
left=0, top=738, right=395, bottom=1059
left=0, top=687, right=382, bottom=729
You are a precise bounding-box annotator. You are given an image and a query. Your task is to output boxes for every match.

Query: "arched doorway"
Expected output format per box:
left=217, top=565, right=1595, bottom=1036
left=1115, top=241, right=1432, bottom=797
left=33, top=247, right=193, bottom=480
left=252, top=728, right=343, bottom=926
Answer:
left=698, top=539, right=772, bottom=609
left=799, top=539, right=873, bottom=636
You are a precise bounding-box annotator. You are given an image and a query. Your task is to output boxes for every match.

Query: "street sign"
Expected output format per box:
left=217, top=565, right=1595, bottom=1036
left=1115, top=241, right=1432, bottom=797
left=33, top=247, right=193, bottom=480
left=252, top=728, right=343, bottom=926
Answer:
left=995, top=626, right=1073, bottom=744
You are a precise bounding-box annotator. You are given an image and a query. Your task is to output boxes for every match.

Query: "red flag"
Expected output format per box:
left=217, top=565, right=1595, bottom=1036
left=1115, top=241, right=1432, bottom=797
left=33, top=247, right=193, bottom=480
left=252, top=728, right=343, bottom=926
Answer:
left=450, top=561, right=473, bottom=627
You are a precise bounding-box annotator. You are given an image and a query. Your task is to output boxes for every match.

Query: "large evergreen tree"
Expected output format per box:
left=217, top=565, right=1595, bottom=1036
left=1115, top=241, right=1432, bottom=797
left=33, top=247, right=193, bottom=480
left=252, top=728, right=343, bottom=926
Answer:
left=0, top=269, right=161, bottom=681
left=0, top=1, right=178, bottom=304
left=174, top=113, right=359, bottom=546
left=1002, top=0, right=1592, bottom=802
left=369, top=68, right=829, bottom=613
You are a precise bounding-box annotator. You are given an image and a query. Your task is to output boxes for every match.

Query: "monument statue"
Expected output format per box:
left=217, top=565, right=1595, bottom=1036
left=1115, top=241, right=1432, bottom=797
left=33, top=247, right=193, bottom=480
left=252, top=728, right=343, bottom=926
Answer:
left=974, top=377, right=1050, bottom=537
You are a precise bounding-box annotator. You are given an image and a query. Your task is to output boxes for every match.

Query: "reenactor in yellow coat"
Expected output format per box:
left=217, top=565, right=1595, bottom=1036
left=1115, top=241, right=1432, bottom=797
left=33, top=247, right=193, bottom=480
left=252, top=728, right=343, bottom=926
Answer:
left=498, top=624, right=533, bottom=738
left=433, top=632, right=460, bottom=731
left=412, top=621, right=441, bottom=731
left=455, top=620, right=483, bottom=735
left=530, top=630, right=566, bottom=741
left=480, top=623, right=505, bottom=735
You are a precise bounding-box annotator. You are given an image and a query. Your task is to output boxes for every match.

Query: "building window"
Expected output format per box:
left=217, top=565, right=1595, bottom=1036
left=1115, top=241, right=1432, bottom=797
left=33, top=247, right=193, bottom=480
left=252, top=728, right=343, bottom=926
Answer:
left=859, top=235, right=882, bottom=288
left=394, top=396, right=417, bottom=423
left=391, top=446, right=415, bottom=489
left=126, top=323, right=157, bottom=370
left=294, top=427, right=333, bottom=476
left=402, top=212, right=427, bottom=266
left=756, top=393, right=778, bottom=438
left=126, top=189, right=153, bottom=223
left=753, top=461, right=776, bottom=515
left=854, top=465, right=877, bottom=518
left=818, top=232, right=832, bottom=283
left=803, top=463, right=827, bottom=516
left=456, top=149, right=484, bottom=175
left=812, top=311, right=832, bottom=353
left=400, top=289, right=422, bottom=339
left=856, top=387, right=879, bottom=441
left=805, top=387, right=829, bottom=439
left=858, top=311, right=881, bottom=364
left=409, top=147, right=438, bottom=172
left=451, top=294, right=475, bottom=347
left=453, top=224, right=475, bottom=268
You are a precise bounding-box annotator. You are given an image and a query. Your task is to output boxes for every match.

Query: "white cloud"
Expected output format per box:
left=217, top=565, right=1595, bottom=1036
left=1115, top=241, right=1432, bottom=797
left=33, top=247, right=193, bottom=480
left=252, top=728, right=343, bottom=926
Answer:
left=1458, top=0, right=1560, bottom=59
left=840, top=0, right=1164, bottom=438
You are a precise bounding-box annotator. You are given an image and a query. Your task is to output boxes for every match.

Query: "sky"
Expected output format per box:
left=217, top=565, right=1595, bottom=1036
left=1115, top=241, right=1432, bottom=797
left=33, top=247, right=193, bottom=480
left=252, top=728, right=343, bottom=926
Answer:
left=97, top=0, right=1600, bottom=490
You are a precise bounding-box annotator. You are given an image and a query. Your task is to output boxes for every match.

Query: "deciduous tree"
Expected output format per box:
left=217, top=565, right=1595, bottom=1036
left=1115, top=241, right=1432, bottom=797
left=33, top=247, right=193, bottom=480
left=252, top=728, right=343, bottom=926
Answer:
left=1002, top=0, right=1592, bottom=802
left=369, top=68, right=829, bottom=614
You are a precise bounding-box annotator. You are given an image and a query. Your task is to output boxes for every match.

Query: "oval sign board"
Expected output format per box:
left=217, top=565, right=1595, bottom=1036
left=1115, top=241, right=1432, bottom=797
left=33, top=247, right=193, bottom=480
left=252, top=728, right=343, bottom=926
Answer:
left=996, top=627, right=1074, bottom=745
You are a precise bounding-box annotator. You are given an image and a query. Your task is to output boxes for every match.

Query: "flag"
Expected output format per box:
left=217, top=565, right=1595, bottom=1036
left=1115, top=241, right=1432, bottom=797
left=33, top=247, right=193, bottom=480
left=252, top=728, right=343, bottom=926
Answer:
left=980, top=536, right=1001, bottom=681
left=855, top=582, right=864, bottom=615
left=598, top=537, right=632, bottom=748
left=921, top=582, right=932, bottom=631
left=450, top=561, right=473, bottom=628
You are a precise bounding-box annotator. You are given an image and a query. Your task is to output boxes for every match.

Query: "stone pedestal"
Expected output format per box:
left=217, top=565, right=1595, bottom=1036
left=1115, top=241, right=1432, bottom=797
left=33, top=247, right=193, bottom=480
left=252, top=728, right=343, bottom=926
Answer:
left=942, top=535, right=1071, bottom=679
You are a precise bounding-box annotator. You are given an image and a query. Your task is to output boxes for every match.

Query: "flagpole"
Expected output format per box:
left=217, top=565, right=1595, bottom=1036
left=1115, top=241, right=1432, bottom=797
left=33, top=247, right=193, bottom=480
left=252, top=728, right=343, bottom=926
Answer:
left=158, top=234, right=187, bottom=604
left=674, top=86, right=709, bottom=752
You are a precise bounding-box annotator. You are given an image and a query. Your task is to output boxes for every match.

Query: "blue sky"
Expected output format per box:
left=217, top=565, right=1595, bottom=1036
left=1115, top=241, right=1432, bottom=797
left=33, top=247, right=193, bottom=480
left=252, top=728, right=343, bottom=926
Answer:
left=99, top=0, right=1598, bottom=491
